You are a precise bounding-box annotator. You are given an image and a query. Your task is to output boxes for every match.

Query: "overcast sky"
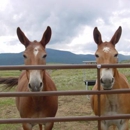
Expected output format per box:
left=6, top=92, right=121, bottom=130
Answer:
left=0, top=0, right=130, bottom=55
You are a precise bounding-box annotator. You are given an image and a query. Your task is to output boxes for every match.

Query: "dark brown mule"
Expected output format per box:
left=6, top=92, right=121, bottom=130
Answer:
left=1, top=26, right=58, bottom=130
left=91, top=26, right=130, bottom=130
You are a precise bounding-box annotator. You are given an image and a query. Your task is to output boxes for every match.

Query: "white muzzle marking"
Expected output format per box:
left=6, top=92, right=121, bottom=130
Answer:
left=100, top=68, right=114, bottom=90
left=28, top=70, right=43, bottom=91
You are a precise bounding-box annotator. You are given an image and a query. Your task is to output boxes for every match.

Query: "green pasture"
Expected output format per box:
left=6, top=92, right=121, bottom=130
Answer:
left=0, top=67, right=130, bottom=130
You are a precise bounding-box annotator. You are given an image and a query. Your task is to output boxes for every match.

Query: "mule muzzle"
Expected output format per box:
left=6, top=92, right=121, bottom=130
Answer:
left=100, top=77, right=114, bottom=90
left=28, top=82, right=43, bottom=92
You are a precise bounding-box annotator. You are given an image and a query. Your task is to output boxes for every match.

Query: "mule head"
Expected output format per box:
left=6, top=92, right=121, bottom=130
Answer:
left=17, top=26, right=52, bottom=91
left=93, top=26, right=122, bottom=90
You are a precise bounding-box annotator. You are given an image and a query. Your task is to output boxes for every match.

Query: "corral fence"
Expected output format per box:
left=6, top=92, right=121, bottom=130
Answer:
left=1, top=64, right=130, bottom=129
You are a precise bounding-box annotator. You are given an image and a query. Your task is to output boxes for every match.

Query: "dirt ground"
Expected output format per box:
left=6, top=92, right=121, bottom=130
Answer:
left=0, top=95, right=98, bottom=130
left=53, top=95, right=97, bottom=130
left=1, top=95, right=121, bottom=130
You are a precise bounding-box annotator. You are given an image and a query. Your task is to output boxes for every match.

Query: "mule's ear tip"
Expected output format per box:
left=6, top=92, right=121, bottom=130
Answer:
left=119, top=26, right=122, bottom=30
left=17, top=27, right=21, bottom=32
left=94, top=27, right=98, bottom=32
left=17, top=27, right=20, bottom=30
left=47, top=26, right=51, bottom=30
left=47, top=26, right=50, bottom=28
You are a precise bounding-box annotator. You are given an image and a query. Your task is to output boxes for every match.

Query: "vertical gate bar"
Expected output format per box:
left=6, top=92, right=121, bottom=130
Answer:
left=97, top=64, right=101, bottom=130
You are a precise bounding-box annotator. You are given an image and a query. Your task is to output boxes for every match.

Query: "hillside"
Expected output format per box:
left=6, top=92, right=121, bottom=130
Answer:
left=0, top=48, right=130, bottom=65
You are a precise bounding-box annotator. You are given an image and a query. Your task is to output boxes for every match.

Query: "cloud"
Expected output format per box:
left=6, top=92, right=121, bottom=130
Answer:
left=0, top=0, right=130, bottom=55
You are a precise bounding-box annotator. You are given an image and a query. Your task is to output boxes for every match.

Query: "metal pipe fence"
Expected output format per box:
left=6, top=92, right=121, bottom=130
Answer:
left=0, top=64, right=130, bottom=129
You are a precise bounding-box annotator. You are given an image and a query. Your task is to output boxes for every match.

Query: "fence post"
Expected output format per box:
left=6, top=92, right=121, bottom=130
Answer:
left=97, top=64, right=101, bottom=130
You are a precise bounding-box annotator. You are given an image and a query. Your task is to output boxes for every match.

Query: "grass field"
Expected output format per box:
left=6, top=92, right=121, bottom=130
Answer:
left=0, top=67, right=130, bottom=130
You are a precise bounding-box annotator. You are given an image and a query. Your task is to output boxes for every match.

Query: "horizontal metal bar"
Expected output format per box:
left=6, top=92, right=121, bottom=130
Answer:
left=101, top=64, right=130, bottom=68
left=0, top=114, right=130, bottom=124
left=0, top=64, right=130, bottom=70
left=0, top=64, right=96, bottom=70
left=0, top=89, right=130, bottom=97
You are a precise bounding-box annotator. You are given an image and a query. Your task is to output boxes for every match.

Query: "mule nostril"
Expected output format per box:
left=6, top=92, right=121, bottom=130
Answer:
left=100, top=78, right=104, bottom=84
left=112, top=78, right=114, bottom=82
left=29, top=84, right=31, bottom=88
left=40, top=82, right=42, bottom=88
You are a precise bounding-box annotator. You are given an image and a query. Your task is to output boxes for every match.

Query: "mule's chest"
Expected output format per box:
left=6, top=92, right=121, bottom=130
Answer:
left=101, top=94, right=128, bottom=128
left=103, top=94, right=119, bottom=114
left=31, top=98, right=46, bottom=113
left=18, top=97, right=47, bottom=117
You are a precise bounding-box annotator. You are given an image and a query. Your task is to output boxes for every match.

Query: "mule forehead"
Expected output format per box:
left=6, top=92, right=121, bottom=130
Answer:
left=95, top=42, right=118, bottom=64
left=24, top=42, right=45, bottom=54
left=97, top=42, right=117, bottom=54
left=34, top=46, right=40, bottom=56
left=103, top=47, right=110, bottom=53
left=23, top=42, right=47, bottom=65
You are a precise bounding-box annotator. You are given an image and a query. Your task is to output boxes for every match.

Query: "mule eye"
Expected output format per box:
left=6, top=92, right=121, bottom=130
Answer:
left=23, top=54, right=27, bottom=58
left=114, top=54, right=118, bottom=57
left=95, top=54, right=99, bottom=58
left=42, top=54, right=47, bottom=58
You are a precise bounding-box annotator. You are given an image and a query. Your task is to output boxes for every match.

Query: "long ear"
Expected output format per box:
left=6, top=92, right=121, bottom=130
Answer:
left=110, top=26, right=122, bottom=45
left=40, top=26, right=52, bottom=47
left=93, top=27, right=103, bottom=44
left=17, top=27, right=30, bottom=47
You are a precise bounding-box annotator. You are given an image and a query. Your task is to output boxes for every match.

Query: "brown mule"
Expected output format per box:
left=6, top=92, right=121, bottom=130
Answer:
left=1, top=26, right=58, bottom=130
left=91, top=26, right=130, bottom=130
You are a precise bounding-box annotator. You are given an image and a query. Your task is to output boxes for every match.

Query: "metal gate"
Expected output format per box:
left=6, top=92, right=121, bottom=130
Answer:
left=0, top=64, right=130, bottom=129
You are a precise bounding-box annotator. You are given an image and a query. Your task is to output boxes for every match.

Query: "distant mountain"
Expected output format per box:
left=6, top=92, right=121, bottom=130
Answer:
left=0, top=48, right=130, bottom=65
left=46, top=49, right=95, bottom=64
left=0, top=52, right=23, bottom=65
